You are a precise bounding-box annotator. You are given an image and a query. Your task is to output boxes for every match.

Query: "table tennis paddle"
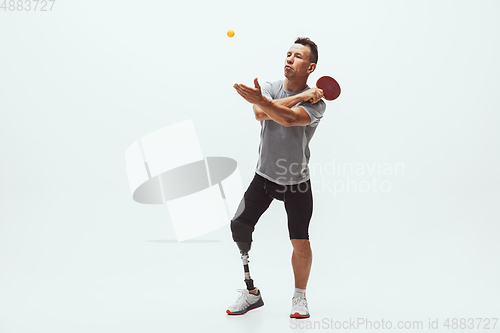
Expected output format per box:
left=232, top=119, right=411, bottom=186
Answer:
left=309, top=76, right=341, bottom=102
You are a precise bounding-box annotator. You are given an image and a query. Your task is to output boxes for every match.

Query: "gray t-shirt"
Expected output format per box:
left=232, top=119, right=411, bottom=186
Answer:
left=255, top=80, right=327, bottom=185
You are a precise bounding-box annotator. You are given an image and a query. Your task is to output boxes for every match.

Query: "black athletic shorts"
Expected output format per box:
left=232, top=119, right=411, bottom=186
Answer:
left=231, top=173, right=313, bottom=240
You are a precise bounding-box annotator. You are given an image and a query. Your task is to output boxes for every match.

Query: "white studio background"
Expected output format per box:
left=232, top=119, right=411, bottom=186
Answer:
left=1, top=0, right=499, bottom=332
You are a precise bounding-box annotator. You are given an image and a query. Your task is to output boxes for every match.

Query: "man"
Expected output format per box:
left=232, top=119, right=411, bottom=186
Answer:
left=227, top=37, right=326, bottom=318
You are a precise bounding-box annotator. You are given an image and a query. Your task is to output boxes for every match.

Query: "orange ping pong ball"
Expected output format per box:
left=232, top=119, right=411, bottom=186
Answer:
left=227, top=30, right=235, bottom=38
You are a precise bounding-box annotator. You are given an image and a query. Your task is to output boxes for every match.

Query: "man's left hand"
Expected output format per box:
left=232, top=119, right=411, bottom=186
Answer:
left=233, top=78, right=268, bottom=105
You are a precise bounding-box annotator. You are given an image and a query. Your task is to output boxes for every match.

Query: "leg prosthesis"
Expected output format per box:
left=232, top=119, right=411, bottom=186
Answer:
left=231, top=221, right=256, bottom=290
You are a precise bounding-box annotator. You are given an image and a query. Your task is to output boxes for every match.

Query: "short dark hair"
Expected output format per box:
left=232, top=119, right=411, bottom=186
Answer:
left=294, top=37, right=318, bottom=64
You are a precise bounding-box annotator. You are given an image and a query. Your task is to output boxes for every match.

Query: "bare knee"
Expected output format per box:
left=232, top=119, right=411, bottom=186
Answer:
left=291, top=239, right=311, bottom=255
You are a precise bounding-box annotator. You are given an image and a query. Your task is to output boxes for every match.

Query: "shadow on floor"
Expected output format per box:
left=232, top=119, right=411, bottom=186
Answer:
left=145, top=239, right=222, bottom=243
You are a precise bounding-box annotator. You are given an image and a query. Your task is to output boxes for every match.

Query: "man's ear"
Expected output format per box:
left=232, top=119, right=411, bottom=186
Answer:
left=307, top=63, right=316, bottom=74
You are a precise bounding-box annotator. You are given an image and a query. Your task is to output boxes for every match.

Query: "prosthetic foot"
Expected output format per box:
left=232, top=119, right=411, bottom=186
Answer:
left=226, top=240, right=265, bottom=315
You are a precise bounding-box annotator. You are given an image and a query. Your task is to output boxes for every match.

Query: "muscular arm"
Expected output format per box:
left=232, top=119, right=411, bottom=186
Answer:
left=254, top=105, right=271, bottom=121
left=254, top=99, right=310, bottom=127
left=253, top=94, right=306, bottom=121
left=235, top=78, right=323, bottom=127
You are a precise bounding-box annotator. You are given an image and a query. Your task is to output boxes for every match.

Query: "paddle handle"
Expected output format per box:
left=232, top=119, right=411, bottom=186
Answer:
left=308, top=97, right=324, bottom=103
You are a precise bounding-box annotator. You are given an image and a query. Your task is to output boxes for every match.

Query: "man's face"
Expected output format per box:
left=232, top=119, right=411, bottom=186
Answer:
left=284, top=44, right=314, bottom=79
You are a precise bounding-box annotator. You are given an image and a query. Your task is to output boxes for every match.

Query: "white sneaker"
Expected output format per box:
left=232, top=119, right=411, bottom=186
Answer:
left=226, top=289, right=264, bottom=315
left=290, top=296, right=310, bottom=318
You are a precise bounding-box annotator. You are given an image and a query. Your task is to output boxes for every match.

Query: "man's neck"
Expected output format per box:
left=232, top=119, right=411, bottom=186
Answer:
left=284, top=78, right=308, bottom=93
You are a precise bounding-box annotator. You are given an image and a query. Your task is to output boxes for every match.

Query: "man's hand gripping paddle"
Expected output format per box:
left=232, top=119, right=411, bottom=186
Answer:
left=310, top=76, right=341, bottom=102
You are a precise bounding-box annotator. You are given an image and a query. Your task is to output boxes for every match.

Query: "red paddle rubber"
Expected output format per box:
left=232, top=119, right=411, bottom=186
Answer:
left=309, top=76, right=341, bottom=102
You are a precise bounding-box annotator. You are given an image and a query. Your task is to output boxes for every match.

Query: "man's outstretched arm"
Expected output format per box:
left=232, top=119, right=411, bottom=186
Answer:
left=235, top=78, right=323, bottom=127
left=253, top=93, right=311, bottom=121
left=253, top=105, right=271, bottom=121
